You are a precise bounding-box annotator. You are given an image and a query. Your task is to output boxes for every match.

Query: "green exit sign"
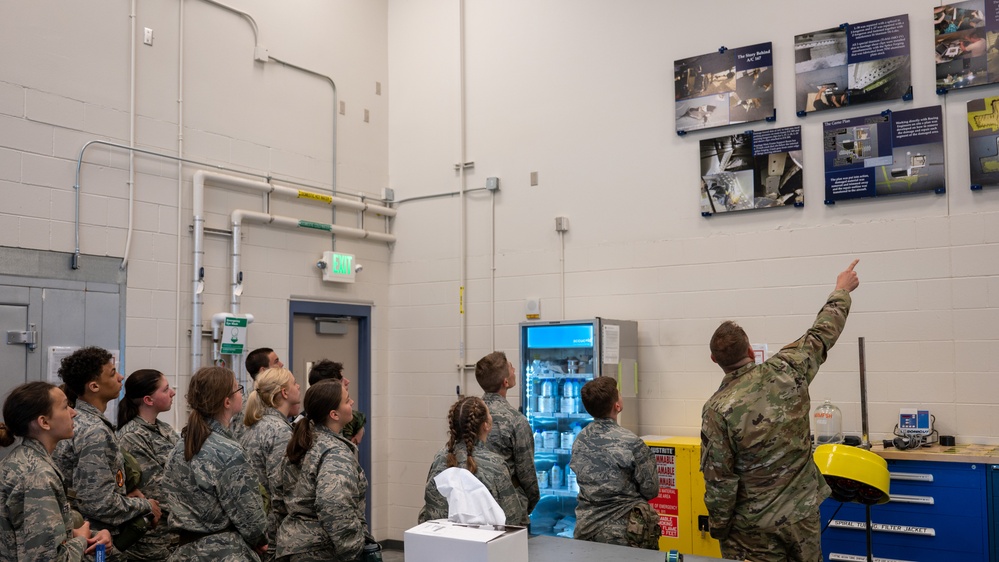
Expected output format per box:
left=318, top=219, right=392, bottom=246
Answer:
left=321, top=251, right=356, bottom=283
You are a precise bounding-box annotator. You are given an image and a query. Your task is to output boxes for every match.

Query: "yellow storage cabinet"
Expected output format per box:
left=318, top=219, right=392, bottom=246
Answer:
left=643, top=436, right=722, bottom=558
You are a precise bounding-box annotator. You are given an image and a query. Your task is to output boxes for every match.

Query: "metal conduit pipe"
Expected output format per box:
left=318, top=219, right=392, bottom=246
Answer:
left=190, top=171, right=395, bottom=374
left=224, top=208, right=394, bottom=375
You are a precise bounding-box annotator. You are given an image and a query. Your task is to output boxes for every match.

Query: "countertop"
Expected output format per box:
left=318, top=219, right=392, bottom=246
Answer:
left=528, top=535, right=738, bottom=562
left=871, top=442, right=999, bottom=464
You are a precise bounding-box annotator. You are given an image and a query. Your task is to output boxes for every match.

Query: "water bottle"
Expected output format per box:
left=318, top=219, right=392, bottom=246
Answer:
left=813, top=399, right=843, bottom=444
left=540, top=380, right=555, bottom=413
left=550, top=463, right=562, bottom=489
left=561, top=380, right=575, bottom=414
left=534, top=429, right=543, bottom=446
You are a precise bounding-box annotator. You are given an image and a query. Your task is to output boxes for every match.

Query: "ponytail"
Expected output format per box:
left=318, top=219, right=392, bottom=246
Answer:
left=445, top=396, right=488, bottom=475
left=118, top=369, right=164, bottom=428
left=183, top=410, right=213, bottom=462
left=286, top=418, right=314, bottom=465
left=182, top=367, right=234, bottom=461
left=287, top=380, right=342, bottom=465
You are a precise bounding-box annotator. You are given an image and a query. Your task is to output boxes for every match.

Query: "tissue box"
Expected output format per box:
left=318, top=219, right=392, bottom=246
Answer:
left=404, top=520, right=527, bottom=562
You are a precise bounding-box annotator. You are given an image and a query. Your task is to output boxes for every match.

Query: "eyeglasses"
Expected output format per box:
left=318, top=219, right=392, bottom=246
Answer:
left=231, top=384, right=244, bottom=396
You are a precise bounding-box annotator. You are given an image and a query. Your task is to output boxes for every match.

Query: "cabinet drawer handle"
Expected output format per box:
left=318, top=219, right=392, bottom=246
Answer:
left=829, top=553, right=915, bottom=562
left=888, top=494, right=934, bottom=505
left=828, top=519, right=935, bottom=536
left=889, top=471, right=933, bottom=482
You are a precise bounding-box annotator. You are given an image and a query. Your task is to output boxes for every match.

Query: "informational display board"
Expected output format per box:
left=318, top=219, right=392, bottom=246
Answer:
left=822, top=105, right=945, bottom=202
left=674, top=42, right=774, bottom=133
left=700, top=125, right=803, bottom=215
left=968, top=96, right=999, bottom=188
left=934, top=1, right=993, bottom=92
left=795, top=15, right=911, bottom=115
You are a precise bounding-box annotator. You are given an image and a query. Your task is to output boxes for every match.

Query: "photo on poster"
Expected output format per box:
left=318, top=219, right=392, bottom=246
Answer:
left=934, top=0, right=993, bottom=91
left=967, top=96, right=999, bottom=188
left=795, top=15, right=911, bottom=115
left=700, top=126, right=803, bottom=215
left=823, top=106, right=945, bottom=202
left=675, top=42, right=773, bottom=133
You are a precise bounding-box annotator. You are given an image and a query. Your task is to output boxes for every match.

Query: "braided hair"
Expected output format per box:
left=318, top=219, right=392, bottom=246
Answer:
left=445, top=396, right=489, bottom=475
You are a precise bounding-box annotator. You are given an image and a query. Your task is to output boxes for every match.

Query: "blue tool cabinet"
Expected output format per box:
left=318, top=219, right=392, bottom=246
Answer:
left=820, top=459, right=989, bottom=561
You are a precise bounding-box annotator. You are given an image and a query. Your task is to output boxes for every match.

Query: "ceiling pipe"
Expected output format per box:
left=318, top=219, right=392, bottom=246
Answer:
left=190, top=168, right=395, bottom=374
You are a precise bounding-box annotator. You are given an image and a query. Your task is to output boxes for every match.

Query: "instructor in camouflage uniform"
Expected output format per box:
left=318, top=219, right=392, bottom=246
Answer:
left=570, top=376, right=660, bottom=549
left=474, top=351, right=539, bottom=525
left=701, top=259, right=860, bottom=562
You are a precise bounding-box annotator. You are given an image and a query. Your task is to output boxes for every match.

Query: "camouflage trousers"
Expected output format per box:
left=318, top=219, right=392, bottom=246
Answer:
left=625, top=502, right=662, bottom=551
left=719, top=512, right=822, bottom=562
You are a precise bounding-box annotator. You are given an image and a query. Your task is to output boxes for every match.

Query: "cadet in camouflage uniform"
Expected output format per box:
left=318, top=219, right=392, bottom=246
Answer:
left=474, top=351, right=539, bottom=525
left=307, top=359, right=367, bottom=443
left=162, top=367, right=267, bottom=561
left=239, top=368, right=301, bottom=560
left=231, top=347, right=284, bottom=442
left=570, top=376, right=660, bottom=549
left=116, top=369, right=180, bottom=561
left=417, top=396, right=521, bottom=524
left=701, top=259, right=860, bottom=562
left=0, top=382, right=113, bottom=561
left=52, top=347, right=160, bottom=555
left=277, top=380, right=372, bottom=561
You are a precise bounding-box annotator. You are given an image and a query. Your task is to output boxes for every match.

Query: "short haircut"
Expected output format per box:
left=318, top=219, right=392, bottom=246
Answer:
left=710, top=321, right=750, bottom=369
left=58, top=346, right=113, bottom=405
left=308, top=359, right=343, bottom=386
left=474, top=351, right=509, bottom=393
left=245, top=347, right=274, bottom=379
left=580, top=376, right=618, bottom=419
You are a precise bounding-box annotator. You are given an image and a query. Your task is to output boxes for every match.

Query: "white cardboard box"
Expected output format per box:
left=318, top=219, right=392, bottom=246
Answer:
left=404, top=520, right=528, bottom=562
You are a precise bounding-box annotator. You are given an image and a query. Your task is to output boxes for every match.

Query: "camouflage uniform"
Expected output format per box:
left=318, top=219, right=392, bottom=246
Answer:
left=417, top=441, right=521, bottom=525
left=0, top=437, right=88, bottom=562
left=342, top=410, right=366, bottom=441
left=276, top=425, right=369, bottom=561
left=229, top=409, right=247, bottom=442
left=700, top=289, right=851, bottom=562
left=116, top=416, right=179, bottom=561
left=239, top=407, right=293, bottom=560
left=481, top=392, right=539, bottom=525
left=161, top=418, right=267, bottom=561
left=52, top=401, right=153, bottom=537
left=569, top=417, right=660, bottom=549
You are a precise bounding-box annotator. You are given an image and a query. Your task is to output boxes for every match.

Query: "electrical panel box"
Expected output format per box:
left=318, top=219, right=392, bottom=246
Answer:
left=899, top=408, right=931, bottom=436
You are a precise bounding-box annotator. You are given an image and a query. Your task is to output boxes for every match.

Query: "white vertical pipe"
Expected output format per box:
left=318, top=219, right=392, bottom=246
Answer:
left=191, top=171, right=207, bottom=375
left=175, top=0, right=185, bottom=428
left=122, top=0, right=137, bottom=270
left=457, top=0, right=468, bottom=394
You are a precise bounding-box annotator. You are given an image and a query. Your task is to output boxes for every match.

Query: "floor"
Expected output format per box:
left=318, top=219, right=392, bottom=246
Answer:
left=382, top=547, right=404, bottom=561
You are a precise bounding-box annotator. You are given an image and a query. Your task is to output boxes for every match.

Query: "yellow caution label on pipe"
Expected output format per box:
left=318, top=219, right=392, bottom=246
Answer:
left=298, top=190, right=333, bottom=204
left=459, top=286, right=464, bottom=314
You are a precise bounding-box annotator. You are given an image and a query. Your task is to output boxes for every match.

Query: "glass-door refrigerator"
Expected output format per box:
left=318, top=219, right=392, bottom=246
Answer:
left=520, top=317, right=638, bottom=537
